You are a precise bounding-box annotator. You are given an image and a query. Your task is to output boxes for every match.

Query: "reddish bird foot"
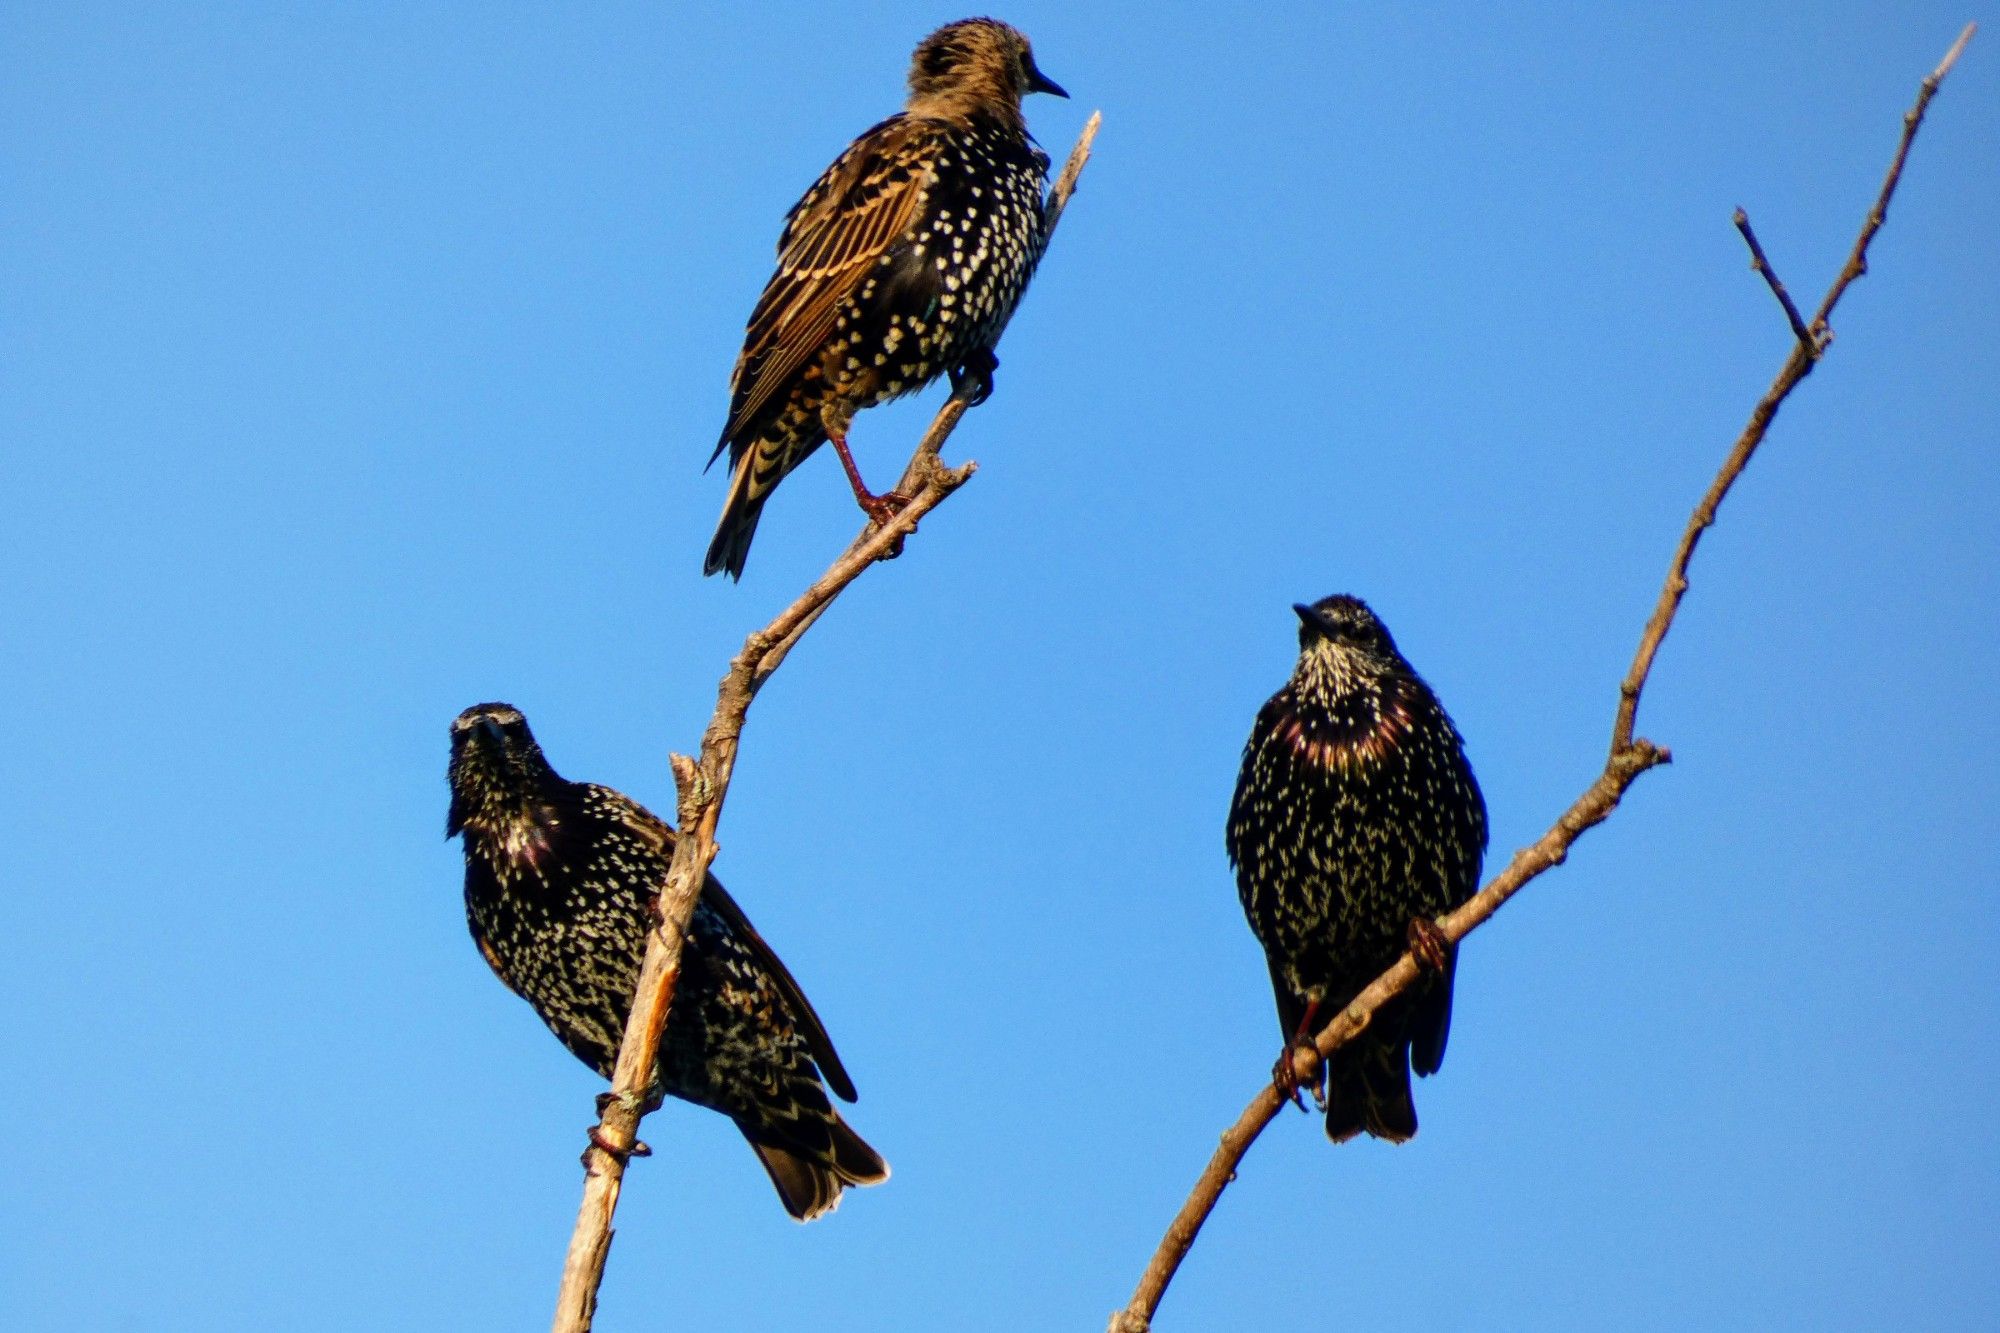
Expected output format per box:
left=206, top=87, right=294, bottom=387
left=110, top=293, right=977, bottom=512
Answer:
left=858, top=488, right=914, bottom=528
left=583, top=1125, right=652, bottom=1169
left=1272, top=1041, right=1318, bottom=1110
left=1408, top=917, right=1451, bottom=973
left=1273, top=997, right=1324, bottom=1109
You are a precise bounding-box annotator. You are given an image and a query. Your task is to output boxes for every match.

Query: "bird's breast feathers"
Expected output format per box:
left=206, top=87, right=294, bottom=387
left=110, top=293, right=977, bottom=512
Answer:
left=1259, top=691, right=1418, bottom=778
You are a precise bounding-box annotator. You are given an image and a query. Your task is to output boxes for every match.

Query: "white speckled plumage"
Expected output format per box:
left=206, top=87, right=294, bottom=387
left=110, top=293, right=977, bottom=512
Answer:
left=704, top=19, right=1065, bottom=578
left=446, top=703, right=887, bottom=1220
left=1227, top=597, right=1487, bottom=1142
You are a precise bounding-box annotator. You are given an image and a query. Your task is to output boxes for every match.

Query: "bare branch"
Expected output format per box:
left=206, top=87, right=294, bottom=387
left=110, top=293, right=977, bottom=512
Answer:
left=1809, top=22, right=1976, bottom=338
left=1613, top=22, right=1969, bottom=755
left=549, top=112, right=1102, bottom=1333
left=1111, top=27, right=1971, bottom=1332
left=1733, top=209, right=1817, bottom=352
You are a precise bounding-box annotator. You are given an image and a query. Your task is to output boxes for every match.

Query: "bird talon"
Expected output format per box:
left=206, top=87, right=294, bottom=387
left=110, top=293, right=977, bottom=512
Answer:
left=1407, top=917, right=1451, bottom=973
left=587, top=1125, right=651, bottom=1164
left=861, top=490, right=914, bottom=528
left=594, top=1088, right=660, bottom=1118
left=1273, top=1041, right=1319, bottom=1110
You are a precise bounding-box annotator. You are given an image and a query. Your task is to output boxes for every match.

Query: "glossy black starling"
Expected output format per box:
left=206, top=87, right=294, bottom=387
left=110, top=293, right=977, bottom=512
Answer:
left=1226, top=597, right=1488, bottom=1143
left=446, top=703, right=887, bottom=1219
left=703, top=17, right=1068, bottom=578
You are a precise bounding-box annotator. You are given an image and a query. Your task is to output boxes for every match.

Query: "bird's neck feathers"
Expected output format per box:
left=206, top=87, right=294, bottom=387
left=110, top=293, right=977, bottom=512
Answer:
left=1272, top=646, right=1419, bottom=772
left=905, top=78, right=1024, bottom=130
left=1291, top=641, right=1393, bottom=705
left=448, top=750, right=567, bottom=871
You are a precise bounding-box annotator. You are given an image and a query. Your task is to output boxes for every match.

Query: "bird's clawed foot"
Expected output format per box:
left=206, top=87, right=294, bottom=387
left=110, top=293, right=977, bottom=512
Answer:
left=1407, top=917, right=1451, bottom=973
left=1272, top=1041, right=1320, bottom=1111
left=1273, top=998, right=1324, bottom=1110
left=584, top=1089, right=660, bottom=1168
left=583, top=1125, right=652, bottom=1170
left=858, top=489, right=915, bottom=528
left=949, top=348, right=999, bottom=406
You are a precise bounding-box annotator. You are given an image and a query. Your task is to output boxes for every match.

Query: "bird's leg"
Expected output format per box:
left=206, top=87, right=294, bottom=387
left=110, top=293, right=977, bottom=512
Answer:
left=1273, top=997, right=1324, bottom=1110
left=822, top=420, right=911, bottom=527
left=948, top=346, right=999, bottom=406
left=1407, top=917, right=1452, bottom=974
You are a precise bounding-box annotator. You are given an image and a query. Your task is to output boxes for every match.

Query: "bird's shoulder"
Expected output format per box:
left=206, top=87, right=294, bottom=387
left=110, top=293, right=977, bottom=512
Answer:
left=565, top=782, right=671, bottom=845
left=777, top=114, right=952, bottom=261
left=719, top=116, right=953, bottom=443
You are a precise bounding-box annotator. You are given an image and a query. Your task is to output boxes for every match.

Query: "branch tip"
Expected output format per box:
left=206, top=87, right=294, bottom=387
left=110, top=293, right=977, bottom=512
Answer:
left=1933, top=23, right=1976, bottom=84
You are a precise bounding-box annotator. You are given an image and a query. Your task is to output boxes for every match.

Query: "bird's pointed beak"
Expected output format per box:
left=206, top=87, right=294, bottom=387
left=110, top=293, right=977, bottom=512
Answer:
left=1293, top=603, right=1335, bottom=637
left=1025, top=60, right=1068, bottom=99
left=478, top=717, right=507, bottom=745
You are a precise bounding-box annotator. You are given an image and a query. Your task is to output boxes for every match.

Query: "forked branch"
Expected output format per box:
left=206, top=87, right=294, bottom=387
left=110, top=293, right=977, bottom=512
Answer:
left=548, top=112, right=1100, bottom=1333
left=1109, top=27, right=1971, bottom=1333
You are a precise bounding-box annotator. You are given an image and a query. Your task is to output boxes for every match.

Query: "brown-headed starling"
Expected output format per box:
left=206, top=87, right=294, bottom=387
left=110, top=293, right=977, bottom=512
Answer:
left=704, top=18, right=1068, bottom=578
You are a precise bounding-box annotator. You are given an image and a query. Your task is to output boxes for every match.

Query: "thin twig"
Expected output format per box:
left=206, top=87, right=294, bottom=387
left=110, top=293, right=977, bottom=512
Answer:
left=1733, top=208, right=1816, bottom=351
left=1612, top=21, right=1971, bottom=755
left=549, top=113, right=1102, bottom=1333
left=1809, top=23, right=1975, bottom=339
left=1110, top=27, right=1970, bottom=1333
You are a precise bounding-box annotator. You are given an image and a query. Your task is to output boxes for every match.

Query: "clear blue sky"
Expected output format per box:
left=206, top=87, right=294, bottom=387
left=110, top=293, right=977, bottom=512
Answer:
left=4, top=4, right=1995, bottom=1328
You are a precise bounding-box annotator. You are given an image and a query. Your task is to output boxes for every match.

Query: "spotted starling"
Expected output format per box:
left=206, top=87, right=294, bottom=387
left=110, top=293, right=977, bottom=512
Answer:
left=703, top=18, right=1068, bottom=578
left=446, top=703, right=887, bottom=1219
left=1226, top=597, right=1488, bottom=1143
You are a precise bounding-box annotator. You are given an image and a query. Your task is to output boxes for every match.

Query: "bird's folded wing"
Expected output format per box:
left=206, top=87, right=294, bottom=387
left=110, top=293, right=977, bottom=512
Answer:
left=719, top=115, right=944, bottom=448
left=696, top=879, right=861, bottom=1105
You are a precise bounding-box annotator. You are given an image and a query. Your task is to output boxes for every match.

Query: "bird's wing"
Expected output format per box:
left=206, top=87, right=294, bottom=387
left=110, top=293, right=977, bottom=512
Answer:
left=713, top=115, right=945, bottom=458
left=575, top=783, right=864, bottom=1103
left=697, top=878, right=861, bottom=1104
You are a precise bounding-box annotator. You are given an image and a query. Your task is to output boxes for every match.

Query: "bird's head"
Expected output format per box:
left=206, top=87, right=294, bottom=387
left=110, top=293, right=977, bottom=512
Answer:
left=1287, top=595, right=1407, bottom=698
left=1293, top=595, right=1398, bottom=659
left=907, top=18, right=1066, bottom=123
left=446, top=702, right=556, bottom=837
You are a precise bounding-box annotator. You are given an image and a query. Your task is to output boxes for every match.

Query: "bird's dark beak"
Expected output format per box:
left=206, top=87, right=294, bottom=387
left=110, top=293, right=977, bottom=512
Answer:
left=478, top=717, right=507, bottom=745
left=1025, top=59, right=1068, bottom=98
left=1293, top=603, right=1335, bottom=637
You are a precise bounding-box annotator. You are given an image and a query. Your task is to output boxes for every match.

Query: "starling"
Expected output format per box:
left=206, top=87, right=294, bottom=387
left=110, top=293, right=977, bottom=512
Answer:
left=446, top=703, right=887, bottom=1219
left=1226, top=597, right=1488, bottom=1143
left=703, top=17, right=1068, bottom=578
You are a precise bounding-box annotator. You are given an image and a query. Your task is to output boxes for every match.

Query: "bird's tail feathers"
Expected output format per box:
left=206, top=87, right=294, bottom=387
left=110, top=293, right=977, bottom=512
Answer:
left=742, top=1114, right=889, bottom=1223
left=703, top=428, right=823, bottom=579
left=1323, top=1040, right=1418, bottom=1144
left=704, top=453, right=769, bottom=580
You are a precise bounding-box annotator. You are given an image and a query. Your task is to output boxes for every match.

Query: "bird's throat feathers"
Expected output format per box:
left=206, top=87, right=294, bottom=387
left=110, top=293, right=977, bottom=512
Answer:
left=447, top=755, right=565, bottom=876
left=1273, top=649, right=1420, bottom=773
left=450, top=787, right=559, bottom=871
